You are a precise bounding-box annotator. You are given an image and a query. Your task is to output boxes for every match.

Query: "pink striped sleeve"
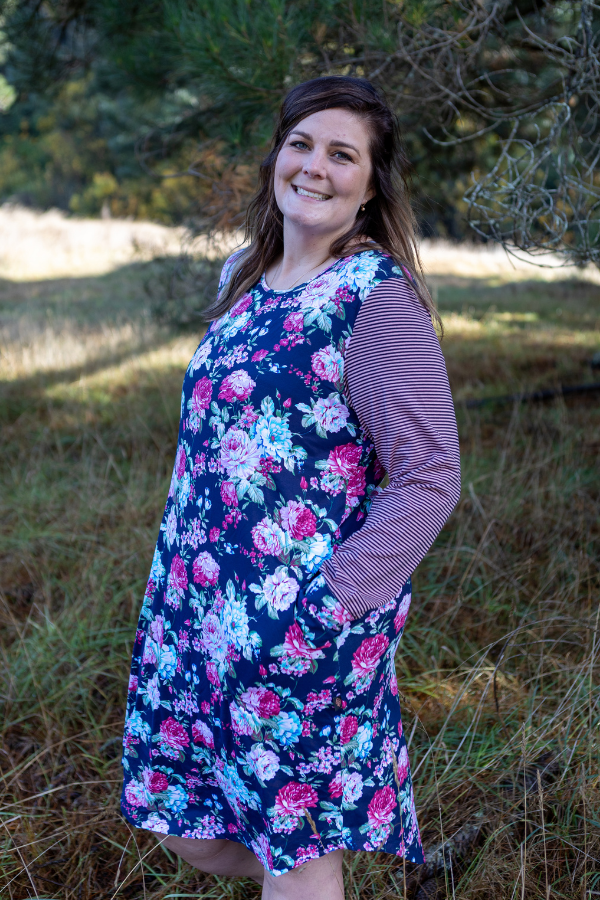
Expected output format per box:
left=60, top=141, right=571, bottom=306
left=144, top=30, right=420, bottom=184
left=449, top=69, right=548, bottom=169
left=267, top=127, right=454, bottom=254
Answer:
left=319, top=276, right=461, bottom=619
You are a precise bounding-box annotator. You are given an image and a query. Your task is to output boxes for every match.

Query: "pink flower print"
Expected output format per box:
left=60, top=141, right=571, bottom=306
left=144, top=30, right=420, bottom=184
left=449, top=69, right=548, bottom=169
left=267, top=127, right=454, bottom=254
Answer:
left=230, top=293, right=252, bottom=317
left=373, top=456, right=385, bottom=481
left=339, top=715, right=359, bottom=744
left=251, top=834, right=274, bottom=871
left=394, top=593, right=411, bottom=633
left=206, top=661, right=219, bottom=686
left=351, top=634, right=390, bottom=676
left=128, top=675, right=138, bottom=693
left=367, top=786, right=397, bottom=827
left=283, top=311, right=304, bottom=332
left=168, top=555, right=188, bottom=594
left=252, top=349, right=269, bottom=362
left=279, top=500, right=317, bottom=541
left=220, top=481, right=238, bottom=507
left=147, top=772, right=168, bottom=793
left=218, top=369, right=256, bottom=402
left=149, top=615, right=165, bottom=647
left=311, top=346, right=344, bottom=382
left=238, top=686, right=264, bottom=713
left=346, top=467, right=366, bottom=501
left=251, top=518, right=287, bottom=555
left=190, top=377, right=212, bottom=416
left=159, top=717, right=189, bottom=751
left=328, top=771, right=343, bottom=797
left=282, top=622, right=322, bottom=659
left=175, top=445, right=186, bottom=479
left=258, top=690, right=281, bottom=717
left=124, top=782, right=147, bottom=807
left=300, top=476, right=308, bottom=490
left=192, top=551, right=220, bottom=587
left=274, top=782, right=318, bottom=817
left=209, top=527, right=220, bottom=543
left=192, top=720, right=215, bottom=748
left=396, top=745, right=409, bottom=782
left=328, top=442, right=363, bottom=478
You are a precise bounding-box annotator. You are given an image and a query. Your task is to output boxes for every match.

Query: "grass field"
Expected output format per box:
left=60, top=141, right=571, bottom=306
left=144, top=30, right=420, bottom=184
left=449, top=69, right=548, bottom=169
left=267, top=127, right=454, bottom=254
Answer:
left=1, top=231, right=599, bottom=899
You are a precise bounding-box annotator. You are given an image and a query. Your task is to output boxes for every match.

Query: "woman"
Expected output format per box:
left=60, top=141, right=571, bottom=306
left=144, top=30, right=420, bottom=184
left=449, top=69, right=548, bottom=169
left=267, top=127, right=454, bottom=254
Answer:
left=121, top=76, right=460, bottom=899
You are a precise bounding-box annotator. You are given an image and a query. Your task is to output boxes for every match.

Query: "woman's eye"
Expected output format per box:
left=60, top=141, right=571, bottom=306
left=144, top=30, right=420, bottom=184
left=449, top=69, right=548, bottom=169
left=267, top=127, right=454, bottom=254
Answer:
left=291, top=140, right=309, bottom=150
left=333, top=151, right=352, bottom=162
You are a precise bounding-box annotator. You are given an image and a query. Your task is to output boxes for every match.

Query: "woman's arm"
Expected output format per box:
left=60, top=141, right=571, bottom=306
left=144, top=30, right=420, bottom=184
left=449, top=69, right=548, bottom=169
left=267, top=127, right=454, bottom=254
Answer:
left=319, top=276, right=461, bottom=619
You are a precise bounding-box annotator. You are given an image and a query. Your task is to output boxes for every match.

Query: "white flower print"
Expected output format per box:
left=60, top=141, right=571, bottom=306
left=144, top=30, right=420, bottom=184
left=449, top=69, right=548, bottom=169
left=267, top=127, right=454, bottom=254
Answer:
left=297, top=392, right=350, bottom=437
left=251, top=413, right=293, bottom=462
left=200, top=613, right=228, bottom=662
left=162, top=506, right=178, bottom=549
left=355, top=722, right=374, bottom=758
left=222, top=589, right=251, bottom=653
left=341, top=252, right=381, bottom=292
left=230, top=701, right=259, bottom=736
left=249, top=566, right=299, bottom=613
left=312, top=394, right=350, bottom=433
left=300, top=533, right=333, bottom=573
left=219, top=427, right=261, bottom=479
left=142, top=813, right=170, bottom=834
left=143, top=673, right=161, bottom=710
left=247, top=743, right=280, bottom=782
left=342, top=771, right=364, bottom=805
left=218, top=309, right=252, bottom=340
left=272, top=711, right=302, bottom=747
left=188, top=339, right=213, bottom=373
left=297, top=268, right=341, bottom=312
left=149, top=546, right=166, bottom=587
left=251, top=518, right=290, bottom=556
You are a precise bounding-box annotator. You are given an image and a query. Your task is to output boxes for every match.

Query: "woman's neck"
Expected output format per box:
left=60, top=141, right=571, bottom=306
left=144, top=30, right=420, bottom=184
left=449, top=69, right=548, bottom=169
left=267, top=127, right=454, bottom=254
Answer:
left=265, top=222, right=339, bottom=292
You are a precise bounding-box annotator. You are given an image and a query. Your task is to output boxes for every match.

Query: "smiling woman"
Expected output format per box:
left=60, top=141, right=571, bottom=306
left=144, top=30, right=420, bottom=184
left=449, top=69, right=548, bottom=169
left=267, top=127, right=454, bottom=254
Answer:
left=120, top=77, right=460, bottom=900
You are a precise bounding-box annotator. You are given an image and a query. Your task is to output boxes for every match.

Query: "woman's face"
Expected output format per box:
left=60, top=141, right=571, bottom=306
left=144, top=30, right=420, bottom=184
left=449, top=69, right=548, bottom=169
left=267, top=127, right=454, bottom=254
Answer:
left=273, top=108, right=375, bottom=241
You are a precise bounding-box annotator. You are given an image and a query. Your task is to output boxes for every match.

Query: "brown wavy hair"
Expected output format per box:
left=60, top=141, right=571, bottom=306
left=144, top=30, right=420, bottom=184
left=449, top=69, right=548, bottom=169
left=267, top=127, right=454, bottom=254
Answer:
left=204, top=75, right=438, bottom=326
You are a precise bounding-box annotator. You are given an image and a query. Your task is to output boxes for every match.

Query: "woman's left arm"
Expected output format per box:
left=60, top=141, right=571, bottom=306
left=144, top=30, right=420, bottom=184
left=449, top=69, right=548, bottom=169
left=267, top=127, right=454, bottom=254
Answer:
left=319, top=276, right=461, bottom=620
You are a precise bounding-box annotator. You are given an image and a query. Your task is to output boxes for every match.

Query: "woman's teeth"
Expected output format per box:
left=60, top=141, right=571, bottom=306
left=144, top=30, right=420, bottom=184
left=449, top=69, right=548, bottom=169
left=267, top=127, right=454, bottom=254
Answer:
left=294, top=186, right=331, bottom=200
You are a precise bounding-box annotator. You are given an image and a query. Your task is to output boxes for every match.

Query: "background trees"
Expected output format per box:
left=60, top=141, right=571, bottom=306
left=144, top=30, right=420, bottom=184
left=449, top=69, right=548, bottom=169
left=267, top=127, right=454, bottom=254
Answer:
left=0, top=0, right=599, bottom=263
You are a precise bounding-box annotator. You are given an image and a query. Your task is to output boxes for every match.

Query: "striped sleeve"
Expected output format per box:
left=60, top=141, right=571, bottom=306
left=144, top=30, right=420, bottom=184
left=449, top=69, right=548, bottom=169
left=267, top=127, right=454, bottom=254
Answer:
left=319, top=276, right=461, bottom=619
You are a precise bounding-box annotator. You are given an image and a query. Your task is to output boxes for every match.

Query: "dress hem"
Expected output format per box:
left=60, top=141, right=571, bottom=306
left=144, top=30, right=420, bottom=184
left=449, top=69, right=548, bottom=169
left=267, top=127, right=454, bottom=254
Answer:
left=120, top=806, right=425, bottom=878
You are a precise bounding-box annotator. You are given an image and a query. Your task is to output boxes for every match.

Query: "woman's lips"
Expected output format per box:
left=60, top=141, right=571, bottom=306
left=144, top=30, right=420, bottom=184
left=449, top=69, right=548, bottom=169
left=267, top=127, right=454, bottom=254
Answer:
left=292, top=184, right=332, bottom=201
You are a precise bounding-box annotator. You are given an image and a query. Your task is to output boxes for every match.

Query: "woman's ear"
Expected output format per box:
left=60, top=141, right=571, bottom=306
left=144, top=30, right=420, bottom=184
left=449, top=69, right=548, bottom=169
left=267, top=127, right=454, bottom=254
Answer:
left=363, top=185, right=376, bottom=204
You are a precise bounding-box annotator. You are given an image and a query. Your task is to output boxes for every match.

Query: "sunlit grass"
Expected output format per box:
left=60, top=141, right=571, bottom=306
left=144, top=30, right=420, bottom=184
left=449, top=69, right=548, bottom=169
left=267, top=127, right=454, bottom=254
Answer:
left=1, top=244, right=599, bottom=898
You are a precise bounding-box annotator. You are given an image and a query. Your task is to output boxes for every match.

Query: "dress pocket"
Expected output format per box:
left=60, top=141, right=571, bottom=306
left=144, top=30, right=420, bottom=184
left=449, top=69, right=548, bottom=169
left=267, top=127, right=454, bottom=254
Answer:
left=294, top=574, right=352, bottom=644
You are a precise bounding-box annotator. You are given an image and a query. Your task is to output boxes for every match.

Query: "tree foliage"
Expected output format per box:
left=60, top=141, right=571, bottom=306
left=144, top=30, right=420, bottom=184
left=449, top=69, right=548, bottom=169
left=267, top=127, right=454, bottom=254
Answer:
left=1, top=0, right=599, bottom=263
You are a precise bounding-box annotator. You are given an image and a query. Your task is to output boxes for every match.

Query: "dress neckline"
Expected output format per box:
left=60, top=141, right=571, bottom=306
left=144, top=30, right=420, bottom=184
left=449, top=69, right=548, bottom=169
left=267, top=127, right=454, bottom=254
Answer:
left=260, top=255, right=346, bottom=295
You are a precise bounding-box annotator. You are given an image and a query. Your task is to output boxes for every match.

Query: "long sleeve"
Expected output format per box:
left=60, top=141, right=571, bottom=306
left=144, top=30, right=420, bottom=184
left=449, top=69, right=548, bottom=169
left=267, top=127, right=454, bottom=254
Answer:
left=319, top=276, right=461, bottom=619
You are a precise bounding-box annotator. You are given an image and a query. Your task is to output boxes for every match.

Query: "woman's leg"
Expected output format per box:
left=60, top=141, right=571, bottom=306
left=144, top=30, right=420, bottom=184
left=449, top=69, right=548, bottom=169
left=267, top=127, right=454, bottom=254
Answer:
left=161, top=835, right=265, bottom=886
left=262, top=849, right=344, bottom=900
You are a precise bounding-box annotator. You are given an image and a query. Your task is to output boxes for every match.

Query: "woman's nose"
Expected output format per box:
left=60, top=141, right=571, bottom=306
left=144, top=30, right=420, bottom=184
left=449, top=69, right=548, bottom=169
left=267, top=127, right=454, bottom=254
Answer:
left=303, top=150, right=327, bottom=178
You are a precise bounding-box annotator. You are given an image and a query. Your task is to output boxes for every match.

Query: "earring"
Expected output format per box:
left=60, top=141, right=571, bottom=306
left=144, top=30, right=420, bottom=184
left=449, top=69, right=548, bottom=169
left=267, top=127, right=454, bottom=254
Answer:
left=360, top=203, right=366, bottom=212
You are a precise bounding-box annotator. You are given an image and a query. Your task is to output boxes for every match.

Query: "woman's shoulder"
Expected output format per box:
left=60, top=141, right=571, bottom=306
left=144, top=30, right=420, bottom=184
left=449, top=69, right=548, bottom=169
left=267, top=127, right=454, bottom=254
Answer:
left=337, top=246, right=407, bottom=295
left=217, top=246, right=249, bottom=297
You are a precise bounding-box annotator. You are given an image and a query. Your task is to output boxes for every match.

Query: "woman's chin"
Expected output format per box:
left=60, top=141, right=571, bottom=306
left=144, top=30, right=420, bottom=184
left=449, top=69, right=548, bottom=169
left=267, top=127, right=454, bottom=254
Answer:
left=283, top=209, right=351, bottom=238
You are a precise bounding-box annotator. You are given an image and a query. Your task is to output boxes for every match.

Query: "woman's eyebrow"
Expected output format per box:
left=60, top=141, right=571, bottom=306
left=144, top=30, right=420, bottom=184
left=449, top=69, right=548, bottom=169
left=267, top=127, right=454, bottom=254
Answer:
left=290, top=130, right=360, bottom=157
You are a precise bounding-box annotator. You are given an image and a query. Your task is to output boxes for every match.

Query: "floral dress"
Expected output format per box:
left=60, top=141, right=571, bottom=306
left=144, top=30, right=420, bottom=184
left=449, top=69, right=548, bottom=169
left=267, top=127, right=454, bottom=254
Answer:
left=121, top=250, right=426, bottom=874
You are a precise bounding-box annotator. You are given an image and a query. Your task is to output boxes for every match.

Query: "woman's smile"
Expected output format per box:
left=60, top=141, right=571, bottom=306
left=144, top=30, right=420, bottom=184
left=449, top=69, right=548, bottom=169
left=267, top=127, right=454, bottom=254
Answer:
left=292, top=184, right=332, bottom=200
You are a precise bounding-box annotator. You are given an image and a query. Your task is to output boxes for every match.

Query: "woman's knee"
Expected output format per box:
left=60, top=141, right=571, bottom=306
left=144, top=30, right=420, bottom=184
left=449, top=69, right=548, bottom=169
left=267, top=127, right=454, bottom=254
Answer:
left=263, top=849, right=344, bottom=899
left=161, top=834, right=228, bottom=867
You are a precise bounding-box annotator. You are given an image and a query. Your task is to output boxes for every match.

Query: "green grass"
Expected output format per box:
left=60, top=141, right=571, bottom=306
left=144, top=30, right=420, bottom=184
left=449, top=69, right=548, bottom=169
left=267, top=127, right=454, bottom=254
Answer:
left=1, top=264, right=599, bottom=899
